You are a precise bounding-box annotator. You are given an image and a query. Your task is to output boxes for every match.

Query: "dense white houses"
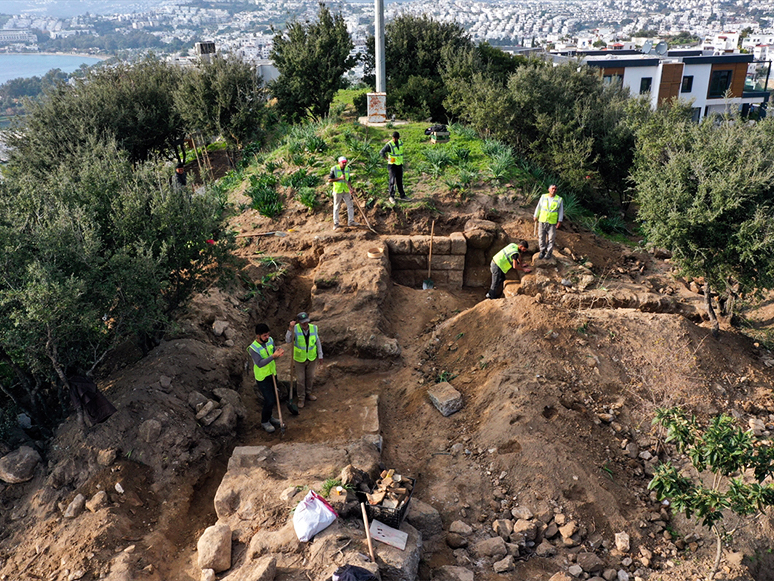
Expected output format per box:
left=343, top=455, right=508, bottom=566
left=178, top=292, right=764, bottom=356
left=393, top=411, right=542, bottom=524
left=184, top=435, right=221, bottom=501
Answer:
left=582, top=51, right=770, bottom=119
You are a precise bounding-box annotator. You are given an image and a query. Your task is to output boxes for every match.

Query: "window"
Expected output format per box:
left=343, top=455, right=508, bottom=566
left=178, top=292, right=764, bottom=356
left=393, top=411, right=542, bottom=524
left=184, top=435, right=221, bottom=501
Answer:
left=691, top=107, right=701, bottom=122
left=708, top=70, right=732, bottom=98
left=602, top=74, right=622, bottom=86
left=681, top=75, right=693, bottom=93
left=639, top=77, right=652, bottom=94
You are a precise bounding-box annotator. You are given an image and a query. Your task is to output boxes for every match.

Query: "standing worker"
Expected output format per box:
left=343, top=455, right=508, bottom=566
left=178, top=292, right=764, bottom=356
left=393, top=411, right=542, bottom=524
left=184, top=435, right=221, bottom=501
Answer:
left=380, top=131, right=406, bottom=204
left=487, top=240, right=530, bottom=299
left=533, top=184, right=564, bottom=259
left=248, top=323, right=285, bottom=433
left=285, top=312, right=323, bottom=408
left=328, top=156, right=359, bottom=230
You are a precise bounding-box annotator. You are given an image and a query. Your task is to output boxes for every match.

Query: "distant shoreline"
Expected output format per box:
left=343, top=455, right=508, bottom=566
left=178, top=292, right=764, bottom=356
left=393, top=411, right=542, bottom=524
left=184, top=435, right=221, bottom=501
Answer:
left=1, top=52, right=108, bottom=60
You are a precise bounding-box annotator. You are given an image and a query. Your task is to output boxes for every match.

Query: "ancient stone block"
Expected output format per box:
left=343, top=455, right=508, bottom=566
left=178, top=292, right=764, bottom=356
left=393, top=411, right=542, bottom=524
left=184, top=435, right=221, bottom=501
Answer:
left=427, top=382, right=463, bottom=417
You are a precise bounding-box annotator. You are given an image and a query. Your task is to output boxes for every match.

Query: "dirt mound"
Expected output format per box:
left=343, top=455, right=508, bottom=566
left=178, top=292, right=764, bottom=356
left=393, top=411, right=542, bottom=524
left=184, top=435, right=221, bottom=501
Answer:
left=3, top=173, right=774, bottom=581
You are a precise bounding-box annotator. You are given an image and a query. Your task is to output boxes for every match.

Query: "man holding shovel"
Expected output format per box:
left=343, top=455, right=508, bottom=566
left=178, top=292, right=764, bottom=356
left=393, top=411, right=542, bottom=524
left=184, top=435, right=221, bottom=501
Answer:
left=328, top=156, right=360, bottom=231
left=486, top=240, right=531, bottom=300
left=286, top=312, right=323, bottom=409
left=248, top=323, right=285, bottom=433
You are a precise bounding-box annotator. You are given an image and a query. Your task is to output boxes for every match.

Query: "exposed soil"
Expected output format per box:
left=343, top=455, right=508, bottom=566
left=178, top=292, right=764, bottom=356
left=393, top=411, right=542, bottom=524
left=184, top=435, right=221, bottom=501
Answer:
left=2, top=168, right=774, bottom=581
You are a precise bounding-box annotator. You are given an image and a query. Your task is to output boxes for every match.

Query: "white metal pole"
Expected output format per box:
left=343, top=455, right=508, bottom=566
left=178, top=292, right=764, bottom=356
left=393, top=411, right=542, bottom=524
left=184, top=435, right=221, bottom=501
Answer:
left=375, top=0, right=386, bottom=93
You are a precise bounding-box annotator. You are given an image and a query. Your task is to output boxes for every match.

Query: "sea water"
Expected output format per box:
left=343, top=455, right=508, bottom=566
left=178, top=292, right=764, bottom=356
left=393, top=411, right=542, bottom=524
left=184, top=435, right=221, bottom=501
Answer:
left=0, top=54, right=102, bottom=85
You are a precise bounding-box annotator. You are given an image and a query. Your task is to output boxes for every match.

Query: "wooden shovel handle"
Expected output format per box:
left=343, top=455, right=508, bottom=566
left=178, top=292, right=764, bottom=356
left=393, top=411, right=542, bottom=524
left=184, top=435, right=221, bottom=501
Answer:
left=428, top=220, right=435, bottom=278
left=361, top=502, right=377, bottom=563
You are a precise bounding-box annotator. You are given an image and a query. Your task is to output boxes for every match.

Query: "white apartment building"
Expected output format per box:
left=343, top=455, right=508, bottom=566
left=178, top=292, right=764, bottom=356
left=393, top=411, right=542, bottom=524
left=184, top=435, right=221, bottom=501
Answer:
left=583, top=51, right=769, bottom=120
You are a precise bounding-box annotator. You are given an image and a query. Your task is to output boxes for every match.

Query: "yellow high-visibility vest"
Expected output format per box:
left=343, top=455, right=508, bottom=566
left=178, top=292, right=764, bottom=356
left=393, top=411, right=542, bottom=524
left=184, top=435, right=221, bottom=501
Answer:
left=292, top=324, right=319, bottom=362
left=248, top=338, right=276, bottom=380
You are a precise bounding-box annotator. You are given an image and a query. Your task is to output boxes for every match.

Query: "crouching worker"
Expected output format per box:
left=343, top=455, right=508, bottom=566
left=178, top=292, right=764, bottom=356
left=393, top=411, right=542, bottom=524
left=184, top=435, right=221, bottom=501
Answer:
left=248, top=323, right=285, bottom=433
left=487, top=240, right=530, bottom=299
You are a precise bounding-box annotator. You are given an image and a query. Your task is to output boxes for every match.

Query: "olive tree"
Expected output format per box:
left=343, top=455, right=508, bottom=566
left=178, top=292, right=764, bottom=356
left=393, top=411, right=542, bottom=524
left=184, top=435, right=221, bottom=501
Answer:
left=649, top=407, right=774, bottom=581
left=0, top=140, right=231, bottom=430
left=174, top=54, right=268, bottom=164
left=4, top=55, right=185, bottom=177
left=269, top=3, right=355, bottom=122
left=633, top=112, right=774, bottom=334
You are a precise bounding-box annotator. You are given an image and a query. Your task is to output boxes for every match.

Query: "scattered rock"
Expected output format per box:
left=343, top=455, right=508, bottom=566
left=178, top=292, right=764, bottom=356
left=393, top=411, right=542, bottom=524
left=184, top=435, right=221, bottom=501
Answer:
left=138, top=419, right=162, bottom=443
left=197, top=523, right=231, bottom=572
left=493, top=555, right=515, bottom=573
left=196, top=400, right=218, bottom=421
left=86, top=490, right=109, bottom=512
left=212, top=320, right=229, bottom=337
left=0, top=445, right=41, bottom=484
left=201, top=570, right=215, bottom=581
left=378, top=522, right=422, bottom=581
left=511, top=506, right=533, bottom=520
left=449, top=520, right=473, bottom=536
left=97, top=449, right=117, bottom=466
left=63, top=494, right=86, bottom=519
left=750, top=418, right=765, bottom=437
left=213, top=388, right=248, bottom=419
left=206, top=404, right=238, bottom=436
left=492, top=519, right=513, bottom=540
left=471, top=536, right=507, bottom=559
left=433, top=565, right=474, bottom=581
left=427, top=382, right=463, bottom=416
left=535, top=540, right=556, bottom=557
left=188, top=391, right=209, bottom=412
left=407, top=499, right=443, bottom=538
left=577, top=552, right=605, bottom=574
left=615, top=532, right=630, bottom=552
left=446, top=533, right=468, bottom=549
left=159, top=375, right=172, bottom=389
left=559, top=521, right=578, bottom=539
left=568, top=564, right=584, bottom=577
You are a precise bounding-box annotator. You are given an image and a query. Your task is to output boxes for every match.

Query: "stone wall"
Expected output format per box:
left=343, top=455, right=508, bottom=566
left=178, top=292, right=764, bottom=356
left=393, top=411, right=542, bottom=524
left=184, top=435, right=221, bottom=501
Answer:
left=385, top=232, right=467, bottom=288
left=385, top=220, right=526, bottom=289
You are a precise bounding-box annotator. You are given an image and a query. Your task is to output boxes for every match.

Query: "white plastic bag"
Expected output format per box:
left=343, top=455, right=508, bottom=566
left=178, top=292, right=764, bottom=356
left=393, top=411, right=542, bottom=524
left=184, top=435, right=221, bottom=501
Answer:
left=293, top=490, right=338, bottom=542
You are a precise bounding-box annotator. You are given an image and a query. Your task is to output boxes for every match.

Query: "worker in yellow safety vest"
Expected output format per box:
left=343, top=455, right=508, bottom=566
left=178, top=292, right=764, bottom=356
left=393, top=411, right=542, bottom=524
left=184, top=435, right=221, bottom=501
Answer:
left=380, top=131, right=407, bottom=204
left=328, top=156, right=360, bottom=230
left=533, top=184, right=564, bottom=259
left=487, top=240, right=531, bottom=300
left=285, top=312, right=324, bottom=408
left=247, top=323, right=285, bottom=433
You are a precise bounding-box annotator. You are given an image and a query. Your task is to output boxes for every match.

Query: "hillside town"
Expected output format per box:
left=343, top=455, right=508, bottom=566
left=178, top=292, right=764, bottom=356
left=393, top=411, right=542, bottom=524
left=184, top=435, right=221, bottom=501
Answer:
left=1, top=0, right=773, bottom=66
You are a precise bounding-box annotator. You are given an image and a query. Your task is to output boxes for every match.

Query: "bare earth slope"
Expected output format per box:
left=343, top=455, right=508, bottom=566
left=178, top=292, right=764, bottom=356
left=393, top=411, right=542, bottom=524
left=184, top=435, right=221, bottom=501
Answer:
left=3, top=185, right=774, bottom=581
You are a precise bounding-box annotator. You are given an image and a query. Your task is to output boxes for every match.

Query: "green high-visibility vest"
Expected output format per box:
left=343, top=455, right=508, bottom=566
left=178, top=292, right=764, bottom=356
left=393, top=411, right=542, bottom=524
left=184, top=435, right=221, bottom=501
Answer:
left=493, top=243, right=520, bottom=274
left=292, top=324, right=319, bottom=362
left=538, top=194, right=563, bottom=224
left=248, top=338, right=276, bottom=381
left=331, top=165, right=351, bottom=194
left=387, top=140, right=404, bottom=165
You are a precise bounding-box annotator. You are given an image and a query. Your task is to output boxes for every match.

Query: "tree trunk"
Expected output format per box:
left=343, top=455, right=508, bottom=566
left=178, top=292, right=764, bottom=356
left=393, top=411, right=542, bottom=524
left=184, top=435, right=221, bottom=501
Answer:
left=707, top=525, right=722, bottom=581
left=704, top=282, right=719, bottom=337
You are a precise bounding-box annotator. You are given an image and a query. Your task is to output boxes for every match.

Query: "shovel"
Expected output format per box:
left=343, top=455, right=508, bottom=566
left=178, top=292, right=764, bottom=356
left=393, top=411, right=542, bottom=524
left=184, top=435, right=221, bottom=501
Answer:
left=271, top=374, right=286, bottom=436
left=423, top=220, right=435, bottom=289
left=287, top=355, right=299, bottom=416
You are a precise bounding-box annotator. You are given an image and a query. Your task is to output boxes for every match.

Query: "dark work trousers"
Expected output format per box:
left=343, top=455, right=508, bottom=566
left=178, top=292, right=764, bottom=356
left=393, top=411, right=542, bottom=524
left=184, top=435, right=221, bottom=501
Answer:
left=489, top=261, right=506, bottom=298
left=254, top=377, right=276, bottom=424
left=388, top=164, right=405, bottom=198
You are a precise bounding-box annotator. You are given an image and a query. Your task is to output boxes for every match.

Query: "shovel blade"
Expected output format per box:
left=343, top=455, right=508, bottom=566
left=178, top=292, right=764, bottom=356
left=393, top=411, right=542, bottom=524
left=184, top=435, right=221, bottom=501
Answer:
left=423, top=279, right=434, bottom=289
left=287, top=400, right=299, bottom=416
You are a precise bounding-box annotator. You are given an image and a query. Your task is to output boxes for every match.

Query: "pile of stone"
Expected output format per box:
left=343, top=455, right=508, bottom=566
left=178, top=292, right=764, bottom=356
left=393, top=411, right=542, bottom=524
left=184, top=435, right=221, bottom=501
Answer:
left=366, top=468, right=413, bottom=511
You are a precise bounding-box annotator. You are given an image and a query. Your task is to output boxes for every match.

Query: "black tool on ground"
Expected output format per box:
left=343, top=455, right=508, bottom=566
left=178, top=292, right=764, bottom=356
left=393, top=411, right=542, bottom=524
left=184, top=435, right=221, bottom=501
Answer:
left=271, top=374, right=286, bottom=436
left=333, top=564, right=378, bottom=581
left=286, top=352, right=299, bottom=416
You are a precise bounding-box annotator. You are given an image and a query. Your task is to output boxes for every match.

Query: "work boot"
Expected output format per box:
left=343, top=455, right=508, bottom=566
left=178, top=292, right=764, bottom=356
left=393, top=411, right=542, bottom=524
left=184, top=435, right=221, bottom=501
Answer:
left=333, top=224, right=340, bottom=230
left=261, top=421, right=275, bottom=433
left=297, top=399, right=305, bottom=409
left=389, top=196, right=395, bottom=204
left=307, top=393, right=317, bottom=401
left=269, top=417, right=282, bottom=427
left=348, top=221, right=360, bottom=227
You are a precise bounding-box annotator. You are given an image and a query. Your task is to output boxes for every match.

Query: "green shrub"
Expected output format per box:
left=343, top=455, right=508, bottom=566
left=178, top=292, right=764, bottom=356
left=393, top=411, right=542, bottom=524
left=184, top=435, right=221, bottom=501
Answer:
left=247, top=173, right=283, bottom=218
left=423, top=147, right=453, bottom=178
left=449, top=122, right=477, bottom=139
left=488, top=150, right=513, bottom=182
left=450, top=145, right=471, bottom=163
left=482, top=138, right=512, bottom=158
left=297, top=186, right=319, bottom=210
left=281, top=168, right=320, bottom=190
